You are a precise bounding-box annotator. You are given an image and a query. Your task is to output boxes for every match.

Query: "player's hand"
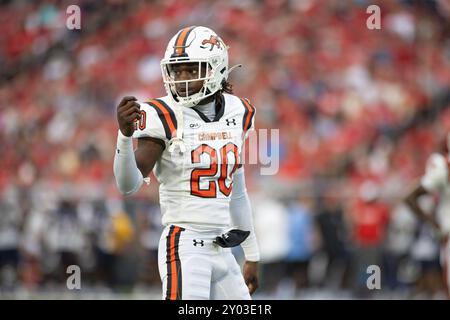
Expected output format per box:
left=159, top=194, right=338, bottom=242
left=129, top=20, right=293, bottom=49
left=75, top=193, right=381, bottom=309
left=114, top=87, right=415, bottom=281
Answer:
left=243, top=261, right=259, bottom=295
left=117, top=96, right=141, bottom=137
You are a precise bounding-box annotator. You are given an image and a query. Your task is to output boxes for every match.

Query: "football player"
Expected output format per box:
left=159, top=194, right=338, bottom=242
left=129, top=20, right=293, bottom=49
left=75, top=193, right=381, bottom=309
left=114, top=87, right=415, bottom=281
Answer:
left=113, top=26, right=259, bottom=300
left=405, top=134, right=450, bottom=298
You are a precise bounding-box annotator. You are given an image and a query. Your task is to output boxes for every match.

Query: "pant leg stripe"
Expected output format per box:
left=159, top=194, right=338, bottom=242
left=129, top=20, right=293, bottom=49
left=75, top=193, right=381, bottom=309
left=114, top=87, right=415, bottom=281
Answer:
left=165, top=225, right=184, bottom=300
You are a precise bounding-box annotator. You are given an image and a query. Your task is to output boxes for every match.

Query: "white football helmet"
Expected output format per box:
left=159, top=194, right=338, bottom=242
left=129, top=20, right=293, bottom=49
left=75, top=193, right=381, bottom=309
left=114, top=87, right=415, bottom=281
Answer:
left=161, top=26, right=229, bottom=108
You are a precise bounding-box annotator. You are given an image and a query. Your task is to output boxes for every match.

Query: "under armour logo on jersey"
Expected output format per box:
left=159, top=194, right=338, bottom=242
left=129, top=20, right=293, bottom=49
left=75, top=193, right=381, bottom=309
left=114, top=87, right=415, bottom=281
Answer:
left=193, top=239, right=204, bottom=247
left=226, top=118, right=236, bottom=126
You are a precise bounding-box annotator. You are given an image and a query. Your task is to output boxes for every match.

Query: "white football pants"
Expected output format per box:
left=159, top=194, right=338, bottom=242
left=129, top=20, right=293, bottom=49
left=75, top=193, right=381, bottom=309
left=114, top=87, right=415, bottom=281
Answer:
left=158, top=224, right=251, bottom=300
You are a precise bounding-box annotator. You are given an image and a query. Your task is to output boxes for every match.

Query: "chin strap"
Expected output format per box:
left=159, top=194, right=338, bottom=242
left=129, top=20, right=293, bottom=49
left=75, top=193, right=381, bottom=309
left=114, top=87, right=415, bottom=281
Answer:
left=168, top=104, right=186, bottom=153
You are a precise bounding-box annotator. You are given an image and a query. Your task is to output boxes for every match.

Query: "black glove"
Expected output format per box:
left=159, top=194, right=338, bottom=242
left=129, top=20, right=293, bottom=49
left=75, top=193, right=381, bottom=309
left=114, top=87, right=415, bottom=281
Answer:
left=213, top=229, right=250, bottom=248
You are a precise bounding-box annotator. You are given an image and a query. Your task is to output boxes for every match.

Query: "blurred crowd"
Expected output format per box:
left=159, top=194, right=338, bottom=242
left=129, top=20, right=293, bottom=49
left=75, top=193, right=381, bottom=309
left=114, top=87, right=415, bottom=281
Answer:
left=0, top=0, right=450, bottom=298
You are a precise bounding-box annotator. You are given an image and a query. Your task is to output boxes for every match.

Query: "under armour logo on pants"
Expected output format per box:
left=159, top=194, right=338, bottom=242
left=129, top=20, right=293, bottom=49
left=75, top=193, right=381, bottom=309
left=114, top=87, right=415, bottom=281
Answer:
left=193, top=239, right=204, bottom=247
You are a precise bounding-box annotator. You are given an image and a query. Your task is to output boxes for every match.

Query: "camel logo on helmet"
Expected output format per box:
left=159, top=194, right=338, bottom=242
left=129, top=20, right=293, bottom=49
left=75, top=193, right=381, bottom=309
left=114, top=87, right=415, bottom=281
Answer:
left=200, top=35, right=222, bottom=51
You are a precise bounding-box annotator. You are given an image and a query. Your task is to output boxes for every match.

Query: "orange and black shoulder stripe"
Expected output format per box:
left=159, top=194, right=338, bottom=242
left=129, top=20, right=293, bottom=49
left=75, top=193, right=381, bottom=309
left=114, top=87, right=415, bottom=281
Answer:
left=146, top=99, right=177, bottom=140
left=172, top=26, right=196, bottom=58
left=165, top=225, right=184, bottom=300
left=239, top=98, right=256, bottom=134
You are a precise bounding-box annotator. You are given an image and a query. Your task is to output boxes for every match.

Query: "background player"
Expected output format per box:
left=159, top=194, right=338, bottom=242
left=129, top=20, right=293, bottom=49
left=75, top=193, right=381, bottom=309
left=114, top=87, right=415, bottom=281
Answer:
left=405, top=134, right=450, bottom=298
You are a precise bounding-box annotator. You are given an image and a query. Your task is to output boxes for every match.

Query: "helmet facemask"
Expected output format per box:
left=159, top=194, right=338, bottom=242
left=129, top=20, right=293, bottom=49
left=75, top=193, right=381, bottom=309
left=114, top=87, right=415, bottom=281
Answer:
left=161, top=54, right=226, bottom=108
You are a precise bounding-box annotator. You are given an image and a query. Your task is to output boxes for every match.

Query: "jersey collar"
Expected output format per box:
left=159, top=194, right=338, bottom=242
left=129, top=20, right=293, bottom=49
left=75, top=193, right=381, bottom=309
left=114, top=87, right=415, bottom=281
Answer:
left=192, top=93, right=225, bottom=123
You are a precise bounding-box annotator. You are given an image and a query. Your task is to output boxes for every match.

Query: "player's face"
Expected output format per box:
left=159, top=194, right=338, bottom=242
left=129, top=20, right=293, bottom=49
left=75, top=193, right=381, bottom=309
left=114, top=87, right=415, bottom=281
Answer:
left=169, top=62, right=207, bottom=97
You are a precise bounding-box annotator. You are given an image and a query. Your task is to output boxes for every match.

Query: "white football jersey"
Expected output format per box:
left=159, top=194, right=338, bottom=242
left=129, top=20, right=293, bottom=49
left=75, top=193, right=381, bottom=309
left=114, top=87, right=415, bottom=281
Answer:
left=132, top=93, right=255, bottom=231
left=420, top=153, right=450, bottom=234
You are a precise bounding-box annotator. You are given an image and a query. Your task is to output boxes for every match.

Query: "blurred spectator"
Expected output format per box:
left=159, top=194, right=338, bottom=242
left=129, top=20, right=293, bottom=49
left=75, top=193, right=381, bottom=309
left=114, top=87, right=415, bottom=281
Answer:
left=383, top=203, right=417, bottom=291
left=285, top=197, right=319, bottom=292
left=0, top=189, right=22, bottom=291
left=253, top=193, right=289, bottom=294
left=316, top=194, right=352, bottom=290
left=349, top=181, right=390, bottom=296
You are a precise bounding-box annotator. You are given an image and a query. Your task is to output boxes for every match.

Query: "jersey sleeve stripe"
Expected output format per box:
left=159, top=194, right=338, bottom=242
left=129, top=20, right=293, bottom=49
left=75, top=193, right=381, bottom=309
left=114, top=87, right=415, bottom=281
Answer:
left=240, top=98, right=255, bottom=133
left=147, top=99, right=178, bottom=140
